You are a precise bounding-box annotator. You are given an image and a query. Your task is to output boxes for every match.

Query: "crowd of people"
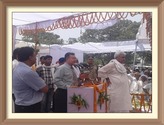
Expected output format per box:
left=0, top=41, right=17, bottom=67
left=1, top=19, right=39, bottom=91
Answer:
left=12, top=46, right=152, bottom=113
left=127, top=67, right=152, bottom=95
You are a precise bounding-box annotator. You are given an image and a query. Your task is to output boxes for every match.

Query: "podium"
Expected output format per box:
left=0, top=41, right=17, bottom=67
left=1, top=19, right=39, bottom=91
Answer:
left=67, top=83, right=107, bottom=113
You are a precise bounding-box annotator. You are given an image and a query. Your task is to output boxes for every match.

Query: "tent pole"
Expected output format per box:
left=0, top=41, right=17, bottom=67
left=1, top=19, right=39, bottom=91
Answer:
left=34, top=22, right=38, bottom=50
left=34, top=22, right=39, bottom=67
left=141, top=51, right=144, bottom=69
left=49, top=44, right=50, bottom=54
left=133, top=40, right=138, bottom=70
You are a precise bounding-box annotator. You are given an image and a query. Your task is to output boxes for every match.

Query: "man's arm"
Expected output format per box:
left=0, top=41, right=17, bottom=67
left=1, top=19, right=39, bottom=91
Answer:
left=98, top=62, right=114, bottom=86
left=22, top=70, right=48, bottom=93
left=98, top=62, right=114, bottom=78
left=36, top=67, right=48, bottom=93
left=39, top=85, right=48, bottom=93
left=105, top=77, right=111, bottom=86
left=54, top=68, right=67, bottom=89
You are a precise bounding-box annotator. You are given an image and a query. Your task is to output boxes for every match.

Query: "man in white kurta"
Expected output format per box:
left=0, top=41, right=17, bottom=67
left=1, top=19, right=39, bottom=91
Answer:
left=98, top=51, right=132, bottom=113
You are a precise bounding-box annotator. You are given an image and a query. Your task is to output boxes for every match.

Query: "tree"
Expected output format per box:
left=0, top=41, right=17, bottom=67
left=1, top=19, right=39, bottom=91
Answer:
left=79, top=20, right=141, bottom=43
left=78, top=29, right=100, bottom=43
left=83, top=50, right=152, bottom=67
left=137, top=51, right=152, bottom=65
left=22, top=32, right=64, bottom=45
left=68, top=38, right=78, bottom=44
left=125, top=52, right=135, bottom=65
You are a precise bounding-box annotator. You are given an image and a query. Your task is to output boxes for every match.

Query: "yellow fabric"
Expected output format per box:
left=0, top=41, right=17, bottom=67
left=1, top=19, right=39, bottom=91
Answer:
left=83, top=83, right=106, bottom=112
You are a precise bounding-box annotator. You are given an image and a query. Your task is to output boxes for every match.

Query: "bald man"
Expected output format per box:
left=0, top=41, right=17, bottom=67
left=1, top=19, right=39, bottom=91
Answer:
left=98, top=51, right=132, bottom=113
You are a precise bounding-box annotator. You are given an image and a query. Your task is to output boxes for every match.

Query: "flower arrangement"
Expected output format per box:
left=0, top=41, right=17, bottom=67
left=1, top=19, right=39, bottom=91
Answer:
left=70, top=93, right=89, bottom=111
left=97, top=92, right=110, bottom=109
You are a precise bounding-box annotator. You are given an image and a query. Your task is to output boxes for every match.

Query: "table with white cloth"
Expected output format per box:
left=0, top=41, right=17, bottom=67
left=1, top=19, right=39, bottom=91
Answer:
left=67, top=83, right=108, bottom=113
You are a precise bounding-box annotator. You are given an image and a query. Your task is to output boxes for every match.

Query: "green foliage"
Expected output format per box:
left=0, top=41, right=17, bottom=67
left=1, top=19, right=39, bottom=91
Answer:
left=79, top=20, right=141, bottom=43
left=22, top=32, right=64, bottom=45
left=125, top=52, right=135, bottom=65
left=137, top=51, right=152, bottom=65
left=21, top=20, right=140, bottom=45
left=84, top=51, right=152, bottom=66
left=67, top=38, right=78, bottom=44
left=97, top=92, right=110, bottom=109
left=70, top=93, right=89, bottom=111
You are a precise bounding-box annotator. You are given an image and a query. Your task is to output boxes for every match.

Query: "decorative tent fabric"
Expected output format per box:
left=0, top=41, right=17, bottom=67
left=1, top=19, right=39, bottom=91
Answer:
left=50, top=40, right=151, bottom=64
left=50, top=19, right=150, bottom=64
left=17, top=12, right=142, bottom=34
left=50, top=44, right=84, bottom=64
left=12, top=12, right=152, bottom=52
left=143, top=13, right=152, bottom=47
left=13, top=12, right=143, bottom=42
left=17, top=20, right=55, bottom=36
left=14, top=40, right=151, bottom=66
left=83, top=16, right=119, bottom=30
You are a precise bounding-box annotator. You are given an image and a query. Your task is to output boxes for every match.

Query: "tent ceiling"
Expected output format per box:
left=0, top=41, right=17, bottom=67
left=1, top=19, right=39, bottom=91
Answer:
left=13, top=12, right=142, bottom=26
left=50, top=40, right=151, bottom=54
left=13, top=13, right=79, bottom=26
left=14, top=12, right=142, bottom=32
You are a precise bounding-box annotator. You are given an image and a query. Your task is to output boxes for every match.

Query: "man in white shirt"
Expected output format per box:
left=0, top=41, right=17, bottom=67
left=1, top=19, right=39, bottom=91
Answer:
left=98, top=50, right=132, bottom=113
left=12, top=48, right=20, bottom=71
left=138, top=75, right=149, bottom=93
left=73, top=58, right=81, bottom=78
left=36, top=56, right=45, bottom=68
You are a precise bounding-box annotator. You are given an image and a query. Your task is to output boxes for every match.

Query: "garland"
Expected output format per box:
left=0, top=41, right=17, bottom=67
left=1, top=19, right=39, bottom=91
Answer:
left=70, top=93, right=89, bottom=111
left=143, top=12, right=152, bottom=48
left=94, top=83, right=110, bottom=110
left=18, top=12, right=142, bottom=35
left=84, top=83, right=109, bottom=112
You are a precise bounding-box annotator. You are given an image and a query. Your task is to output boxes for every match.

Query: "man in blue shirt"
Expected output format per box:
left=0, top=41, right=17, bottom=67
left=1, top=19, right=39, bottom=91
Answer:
left=13, top=47, right=48, bottom=113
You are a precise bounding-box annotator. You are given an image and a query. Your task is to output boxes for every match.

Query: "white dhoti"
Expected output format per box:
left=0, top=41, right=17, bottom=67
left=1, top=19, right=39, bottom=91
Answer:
left=98, top=59, right=132, bottom=113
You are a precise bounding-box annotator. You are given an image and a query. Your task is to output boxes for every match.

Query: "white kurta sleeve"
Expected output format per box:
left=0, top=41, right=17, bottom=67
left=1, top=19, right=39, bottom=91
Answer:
left=98, top=62, right=114, bottom=78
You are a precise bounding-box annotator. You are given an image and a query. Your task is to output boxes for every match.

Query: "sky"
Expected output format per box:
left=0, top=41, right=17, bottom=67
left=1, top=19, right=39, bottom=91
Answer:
left=13, top=13, right=143, bottom=41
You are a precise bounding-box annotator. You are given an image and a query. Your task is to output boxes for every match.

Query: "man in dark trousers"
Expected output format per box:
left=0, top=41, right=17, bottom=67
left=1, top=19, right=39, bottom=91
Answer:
left=13, top=47, right=48, bottom=113
left=53, top=52, right=77, bottom=113
left=36, top=55, right=56, bottom=112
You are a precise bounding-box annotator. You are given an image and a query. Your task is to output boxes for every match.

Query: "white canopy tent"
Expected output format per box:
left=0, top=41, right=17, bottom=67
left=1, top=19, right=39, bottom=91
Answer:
left=50, top=40, right=151, bottom=64
left=50, top=16, right=151, bottom=64
left=13, top=12, right=143, bottom=50
left=13, top=13, right=78, bottom=26
left=15, top=40, right=50, bottom=65
left=15, top=39, right=150, bottom=65
left=13, top=12, right=150, bottom=65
